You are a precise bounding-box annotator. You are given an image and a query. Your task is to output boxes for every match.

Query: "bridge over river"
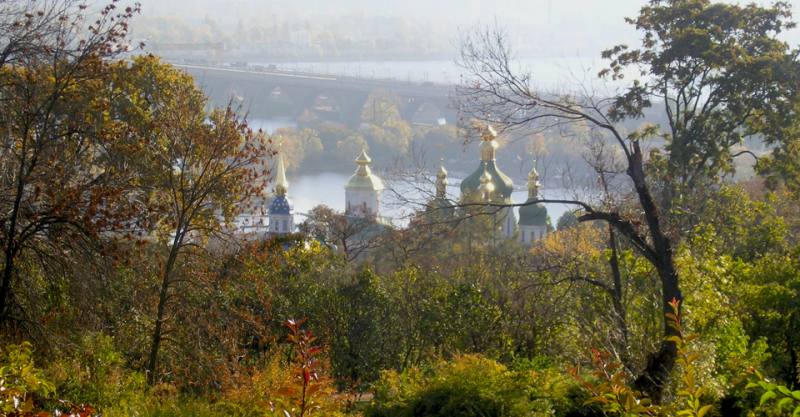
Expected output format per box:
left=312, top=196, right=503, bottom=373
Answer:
left=179, top=64, right=459, bottom=126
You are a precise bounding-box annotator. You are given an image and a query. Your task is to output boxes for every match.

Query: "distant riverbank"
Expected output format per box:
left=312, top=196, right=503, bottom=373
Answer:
left=235, top=54, right=456, bottom=64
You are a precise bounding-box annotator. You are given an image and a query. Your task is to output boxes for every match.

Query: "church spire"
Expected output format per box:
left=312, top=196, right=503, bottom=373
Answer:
left=274, top=151, right=288, bottom=197
left=353, top=148, right=374, bottom=177
left=435, top=158, right=448, bottom=199
left=479, top=122, right=499, bottom=162
left=267, top=142, right=295, bottom=235
left=527, top=159, right=541, bottom=200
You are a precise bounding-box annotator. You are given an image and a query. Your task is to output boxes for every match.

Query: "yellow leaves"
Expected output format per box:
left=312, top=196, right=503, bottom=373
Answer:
left=0, top=341, right=59, bottom=416
left=537, top=222, right=605, bottom=258
left=569, top=300, right=716, bottom=417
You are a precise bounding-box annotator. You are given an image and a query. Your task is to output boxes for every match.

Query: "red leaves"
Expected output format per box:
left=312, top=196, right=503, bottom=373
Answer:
left=267, top=318, right=338, bottom=417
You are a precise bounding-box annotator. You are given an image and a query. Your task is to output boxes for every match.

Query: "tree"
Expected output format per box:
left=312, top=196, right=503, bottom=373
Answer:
left=556, top=211, right=579, bottom=230
left=600, top=0, right=800, bottom=206
left=333, top=135, right=368, bottom=164
left=301, top=205, right=386, bottom=263
left=454, top=0, right=800, bottom=401
left=361, top=90, right=403, bottom=128
left=0, top=0, right=141, bottom=324
left=114, top=55, right=271, bottom=385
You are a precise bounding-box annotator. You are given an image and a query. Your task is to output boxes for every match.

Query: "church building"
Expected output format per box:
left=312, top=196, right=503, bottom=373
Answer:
left=459, top=124, right=517, bottom=238
left=260, top=123, right=549, bottom=245
left=344, top=149, right=384, bottom=217
left=267, top=152, right=295, bottom=235
left=518, top=162, right=549, bottom=244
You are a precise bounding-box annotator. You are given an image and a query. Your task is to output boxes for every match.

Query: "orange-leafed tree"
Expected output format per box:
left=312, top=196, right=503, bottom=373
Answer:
left=0, top=0, right=142, bottom=325
left=112, top=55, right=273, bottom=385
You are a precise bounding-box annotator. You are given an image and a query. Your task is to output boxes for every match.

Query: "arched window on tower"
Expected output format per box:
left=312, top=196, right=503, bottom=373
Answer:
left=363, top=202, right=367, bottom=212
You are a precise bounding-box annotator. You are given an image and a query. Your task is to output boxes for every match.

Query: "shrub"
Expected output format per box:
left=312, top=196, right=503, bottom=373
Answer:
left=47, top=332, right=147, bottom=410
left=567, top=299, right=713, bottom=416
left=0, top=340, right=96, bottom=416
left=261, top=318, right=344, bottom=417
left=103, top=397, right=223, bottom=417
left=365, top=354, right=560, bottom=417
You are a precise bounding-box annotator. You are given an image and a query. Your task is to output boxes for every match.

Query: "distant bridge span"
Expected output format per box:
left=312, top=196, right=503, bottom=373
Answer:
left=179, top=64, right=458, bottom=126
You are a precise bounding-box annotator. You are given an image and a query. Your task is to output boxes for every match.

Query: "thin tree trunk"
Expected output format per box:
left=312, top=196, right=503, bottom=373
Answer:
left=147, top=273, right=170, bottom=385
left=634, top=256, right=682, bottom=404
left=1, top=135, right=30, bottom=321
left=608, top=227, right=630, bottom=368
left=628, top=141, right=684, bottom=404
left=0, top=247, right=16, bottom=319
left=146, top=234, right=182, bottom=385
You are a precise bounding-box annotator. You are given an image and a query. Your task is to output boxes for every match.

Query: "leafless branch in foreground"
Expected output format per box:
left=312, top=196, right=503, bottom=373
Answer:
left=451, top=24, right=685, bottom=404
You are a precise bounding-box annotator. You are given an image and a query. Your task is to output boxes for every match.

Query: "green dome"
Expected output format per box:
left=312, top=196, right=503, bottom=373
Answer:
left=518, top=198, right=548, bottom=226
left=427, top=197, right=456, bottom=218
left=460, top=161, right=514, bottom=202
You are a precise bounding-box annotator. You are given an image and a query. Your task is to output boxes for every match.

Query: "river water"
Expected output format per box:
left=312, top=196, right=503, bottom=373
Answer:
left=286, top=169, right=574, bottom=228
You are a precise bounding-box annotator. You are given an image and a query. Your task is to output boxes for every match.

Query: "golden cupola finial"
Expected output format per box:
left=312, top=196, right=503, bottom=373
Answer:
left=478, top=162, right=495, bottom=202
left=481, top=122, right=497, bottom=142
left=355, top=148, right=372, bottom=177
left=435, top=158, right=448, bottom=198
left=479, top=122, right=499, bottom=162
left=274, top=144, right=289, bottom=197
left=345, top=147, right=384, bottom=192
left=527, top=159, right=541, bottom=199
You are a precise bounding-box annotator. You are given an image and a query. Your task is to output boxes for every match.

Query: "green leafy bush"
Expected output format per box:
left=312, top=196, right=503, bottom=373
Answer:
left=364, top=354, right=561, bottom=417
left=0, top=340, right=96, bottom=416
left=103, top=398, right=224, bottom=417
left=47, top=333, right=147, bottom=410
left=0, top=341, right=56, bottom=415
left=567, top=299, right=713, bottom=416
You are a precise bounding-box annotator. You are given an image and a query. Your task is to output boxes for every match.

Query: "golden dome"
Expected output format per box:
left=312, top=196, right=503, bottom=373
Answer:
left=520, top=159, right=547, bottom=226
left=345, top=148, right=385, bottom=192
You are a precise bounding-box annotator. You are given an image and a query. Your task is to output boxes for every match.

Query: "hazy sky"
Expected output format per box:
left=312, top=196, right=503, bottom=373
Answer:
left=129, top=0, right=800, bottom=58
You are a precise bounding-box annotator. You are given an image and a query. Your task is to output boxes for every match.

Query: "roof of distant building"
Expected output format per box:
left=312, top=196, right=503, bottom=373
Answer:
left=268, top=195, right=294, bottom=215
left=345, top=148, right=385, bottom=192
